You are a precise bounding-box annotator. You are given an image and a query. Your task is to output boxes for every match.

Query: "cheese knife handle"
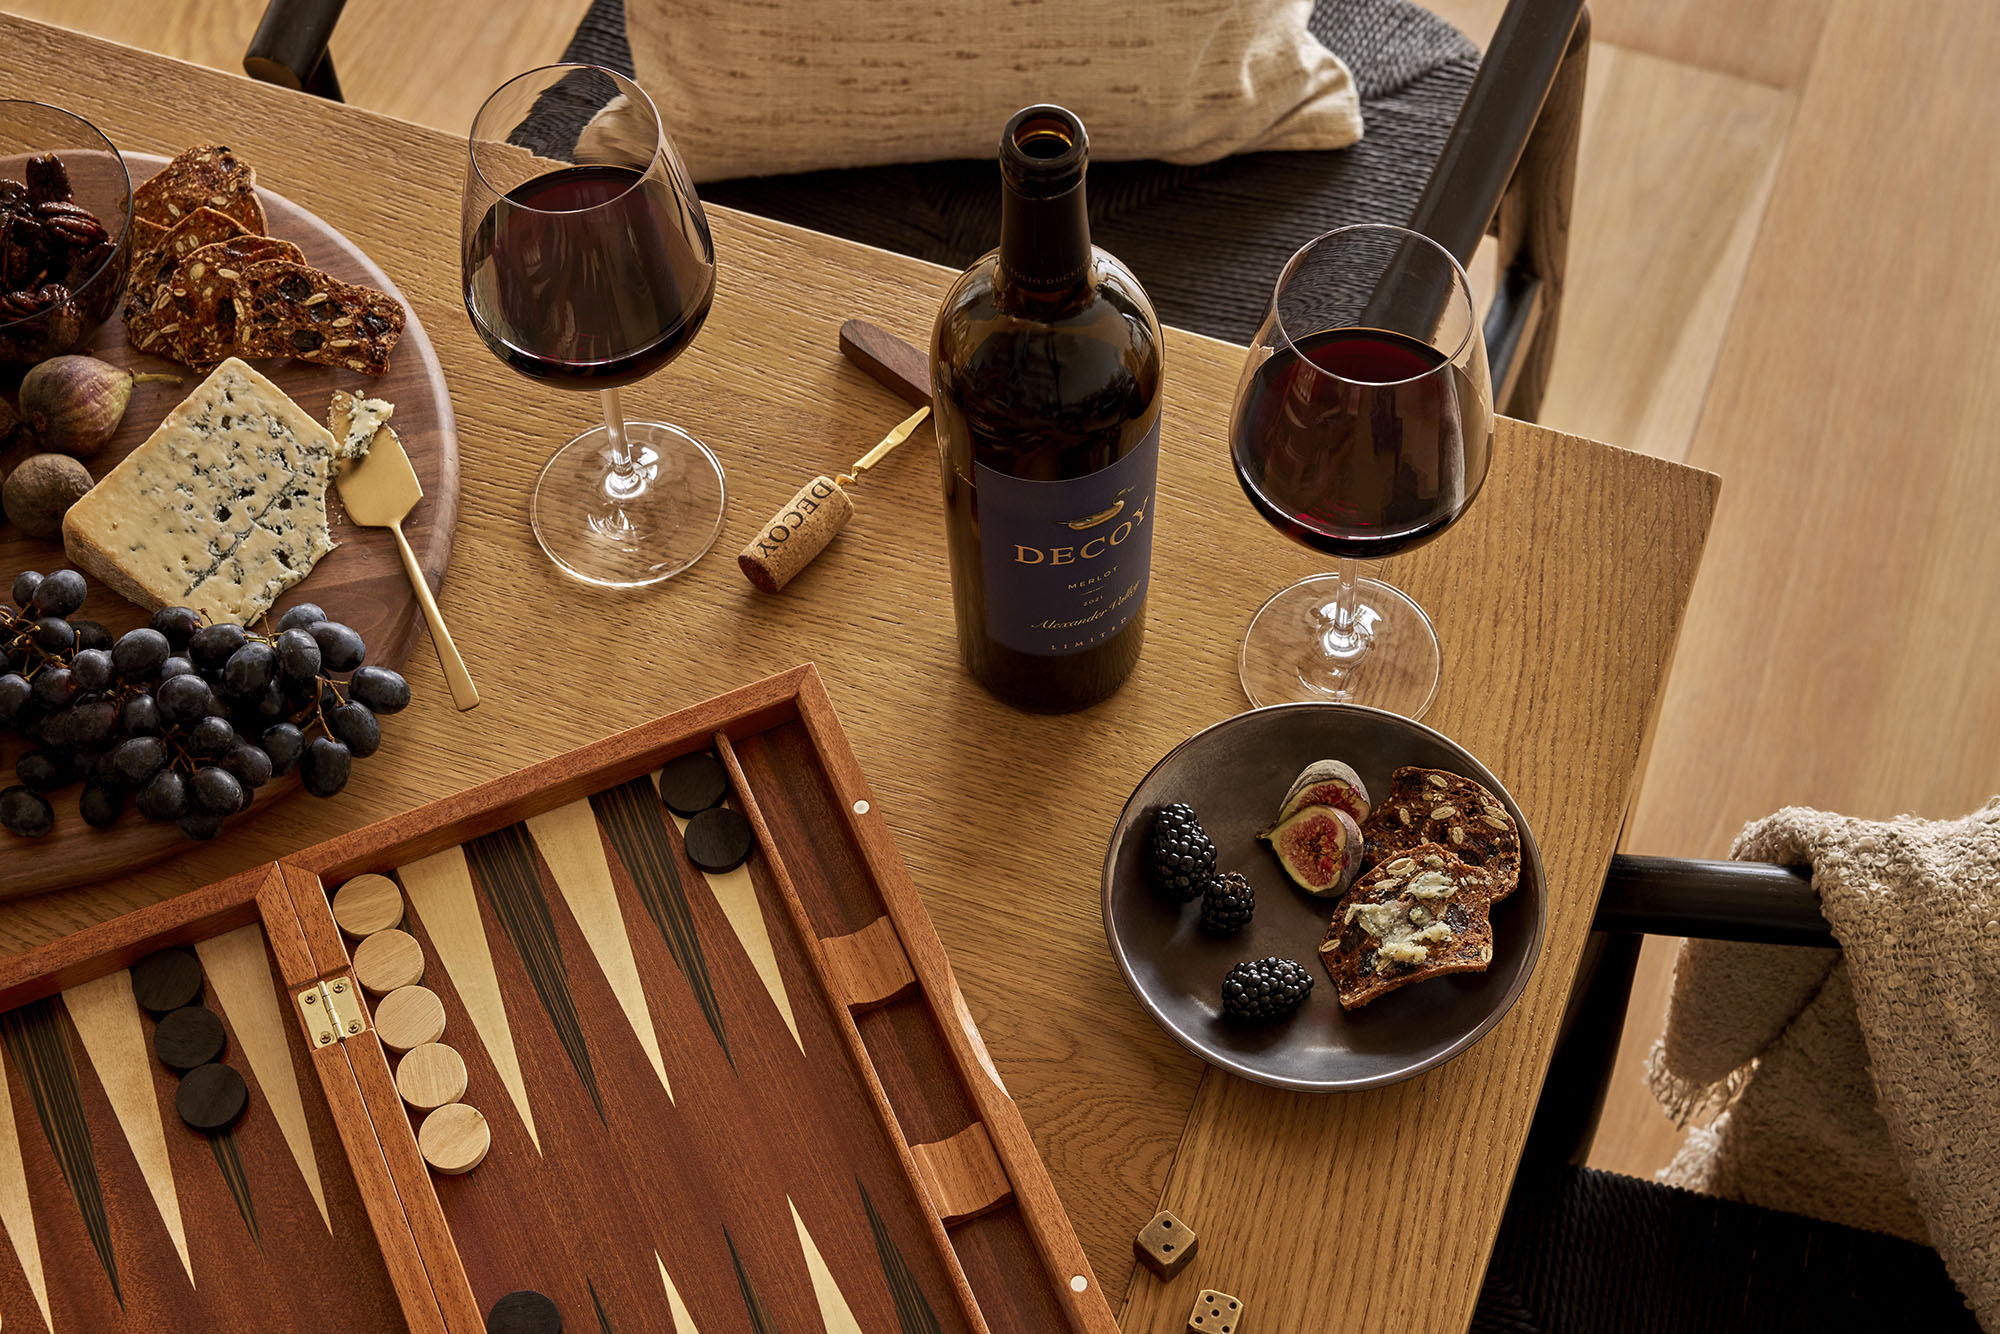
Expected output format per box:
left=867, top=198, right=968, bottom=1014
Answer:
left=390, top=520, right=480, bottom=711
left=839, top=319, right=932, bottom=408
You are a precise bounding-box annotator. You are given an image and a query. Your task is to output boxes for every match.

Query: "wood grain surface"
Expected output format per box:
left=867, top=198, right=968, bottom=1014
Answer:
left=1, top=148, right=459, bottom=898
left=0, top=21, right=1717, bottom=1333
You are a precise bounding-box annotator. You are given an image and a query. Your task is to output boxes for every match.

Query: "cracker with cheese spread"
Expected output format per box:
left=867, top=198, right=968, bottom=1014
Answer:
left=1319, top=843, right=1496, bottom=1010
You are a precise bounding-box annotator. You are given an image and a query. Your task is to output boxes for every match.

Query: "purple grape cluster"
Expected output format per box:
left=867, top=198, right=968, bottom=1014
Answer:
left=0, top=568, right=409, bottom=841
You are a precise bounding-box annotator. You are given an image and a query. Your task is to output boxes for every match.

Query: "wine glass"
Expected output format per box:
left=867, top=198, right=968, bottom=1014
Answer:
left=1229, top=224, right=1493, bottom=718
left=462, top=65, right=725, bottom=587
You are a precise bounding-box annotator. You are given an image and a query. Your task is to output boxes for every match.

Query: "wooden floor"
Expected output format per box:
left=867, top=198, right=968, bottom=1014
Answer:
left=9, top=0, right=1996, bottom=1197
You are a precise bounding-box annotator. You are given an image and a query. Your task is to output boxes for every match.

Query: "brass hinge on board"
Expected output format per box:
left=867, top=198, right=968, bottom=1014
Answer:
left=298, top=977, right=369, bottom=1047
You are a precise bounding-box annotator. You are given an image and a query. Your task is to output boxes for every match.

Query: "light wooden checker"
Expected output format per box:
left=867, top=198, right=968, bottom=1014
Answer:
left=353, top=928, right=425, bottom=995
left=395, top=1042, right=467, bottom=1112
left=372, top=984, right=445, bottom=1053
left=418, top=1103, right=489, bottom=1175
left=332, top=874, right=405, bottom=938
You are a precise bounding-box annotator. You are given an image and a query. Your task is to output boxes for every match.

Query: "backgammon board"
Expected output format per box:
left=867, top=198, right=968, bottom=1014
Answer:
left=0, top=665, right=1115, bottom=1333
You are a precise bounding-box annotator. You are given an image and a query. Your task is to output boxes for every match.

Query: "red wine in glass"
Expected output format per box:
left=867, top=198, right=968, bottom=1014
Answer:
left=1231, top=327, right=1491, bottom=561
left=465, top=163, right=714, bottom=390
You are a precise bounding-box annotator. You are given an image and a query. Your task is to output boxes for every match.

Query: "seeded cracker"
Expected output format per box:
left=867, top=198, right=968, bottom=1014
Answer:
left=124, top=207, right=252, bottom=358
left=234, top=260, right=405, bottom=375
left=1359, top=766, right=1523, bottom=901
left=130, top=143, right=265, bottom=234
left=1320, top=843, right=1496, bottom=1009
left=161, top=235, right=306, bottom=367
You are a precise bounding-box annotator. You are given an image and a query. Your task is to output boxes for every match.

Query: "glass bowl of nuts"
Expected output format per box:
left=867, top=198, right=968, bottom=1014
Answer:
left=0, top=101, right=131, bottom=364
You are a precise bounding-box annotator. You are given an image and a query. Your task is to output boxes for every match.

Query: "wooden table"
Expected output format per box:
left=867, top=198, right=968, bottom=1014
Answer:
left=0, top=18, right=1717, bottom=1332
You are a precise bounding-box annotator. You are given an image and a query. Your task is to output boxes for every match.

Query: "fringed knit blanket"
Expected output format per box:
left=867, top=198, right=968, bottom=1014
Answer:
left=1649, top=801, right=2000, bottom=1330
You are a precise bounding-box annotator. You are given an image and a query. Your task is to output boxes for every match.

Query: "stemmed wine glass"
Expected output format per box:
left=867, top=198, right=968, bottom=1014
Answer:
left=462, top=65, right=725, bottom=587
left=1230, top=224, right=1493, bottom=717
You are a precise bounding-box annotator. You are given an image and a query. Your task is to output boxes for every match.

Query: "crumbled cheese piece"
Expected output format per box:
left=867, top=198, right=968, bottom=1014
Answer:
left=339, top=395, right=392, bottom=459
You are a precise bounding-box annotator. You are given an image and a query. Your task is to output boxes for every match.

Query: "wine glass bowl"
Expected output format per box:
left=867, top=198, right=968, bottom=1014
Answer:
left=462, top=65, right=725, bottom=587
left=1230, top=224, right=1493, bottom=716
left=0, top=100, right=132, bottom=364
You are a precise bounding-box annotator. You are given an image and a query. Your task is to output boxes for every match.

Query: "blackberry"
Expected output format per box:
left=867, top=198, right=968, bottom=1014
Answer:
left=1220, top=957, right=1313, bottom=1022
left=1199, top=871, right=1255, bottom=935
left=1148, top=803, right=1216, bottom=901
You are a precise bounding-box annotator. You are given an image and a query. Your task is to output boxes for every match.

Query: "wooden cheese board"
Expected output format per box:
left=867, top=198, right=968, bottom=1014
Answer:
left=0, top=665, right=1117, bottom=1333
left=1, top=150, right=459, bottom=897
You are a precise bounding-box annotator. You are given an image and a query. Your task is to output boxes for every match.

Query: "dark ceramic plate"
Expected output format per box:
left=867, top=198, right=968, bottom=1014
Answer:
left=1101, top=703, right=1545, bottom=1092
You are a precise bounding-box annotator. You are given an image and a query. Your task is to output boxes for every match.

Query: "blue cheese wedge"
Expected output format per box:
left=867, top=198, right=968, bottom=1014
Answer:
left=62, top=357, right=350, bottom=623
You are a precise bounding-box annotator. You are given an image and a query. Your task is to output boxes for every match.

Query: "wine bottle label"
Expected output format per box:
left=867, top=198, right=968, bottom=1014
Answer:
left=974, top=422, right=1160, bottom=656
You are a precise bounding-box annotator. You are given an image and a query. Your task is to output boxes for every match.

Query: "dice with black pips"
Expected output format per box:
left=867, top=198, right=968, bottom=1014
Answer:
left=1133, top=1208, right=1200, bottom=1279
left=1187, top=1289, right=1242, bottom=1334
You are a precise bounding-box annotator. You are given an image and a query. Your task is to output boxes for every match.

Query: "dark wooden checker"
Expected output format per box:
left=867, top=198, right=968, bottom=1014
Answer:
left=0, top=666, right=1115, bottom=1334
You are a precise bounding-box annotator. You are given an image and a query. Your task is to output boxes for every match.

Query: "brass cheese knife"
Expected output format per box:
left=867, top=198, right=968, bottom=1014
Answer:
left=333, top=400, right=479, bottom=711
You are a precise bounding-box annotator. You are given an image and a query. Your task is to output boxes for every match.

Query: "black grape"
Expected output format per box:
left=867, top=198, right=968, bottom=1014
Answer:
left=190, top=766, right=245, bottom=816
left=112, top=628, right=171, bottom=680
left=275, top=603, right=326, bottom=632
left=261, top=723, right=305, bottom=775
left=150, top=606, right=203, bottom=649
left=15, top=749, right=73, bottom=793
left=72, top=620, right=111, bottom=652
left=66, top=700, right=117, bottom=747
left=79, top=782, right=123, bottom=828
left=155, top=673, right=215, bottom=724
left=29, top=569, right=85, bottom=617
left=0, top=674, right=31, bottom=727
left=119, top=694, right=162, bottom=736
left=10, top=571, right=42, bottom=608
left=222, top=641, right=277, bottom=698
left=189, top=622, right=247, bottom=671
left=177, top=811, right=224, bottom=841
left=223, top=742, right=273, bottom=790
left=274, top=628, right=321, bottom=683
left=158, top=655, right=197, bottom=681
left=30, top=617, right=74, bottom=656
left=110, top=736, right=169, bottom=785
left=302, top=738, right=351, bottom=797
left=349, top=666, right=411, bottom=714
left=137, top=769, right=189, bottom=821
left=310, top=622, right=366, bottom=672
left=328, top=701, right=381, bottom=757
left=31, top=668, right=77, bottom=710
left=70, top=648, right=114, bottom=691
left=188, top=715, right=237, bottom=758
left=0, top=786, right=53, bottom=837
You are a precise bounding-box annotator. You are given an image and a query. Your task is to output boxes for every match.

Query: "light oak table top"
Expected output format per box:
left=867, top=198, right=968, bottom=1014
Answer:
left=0, top=18, right=1717, bottom=1333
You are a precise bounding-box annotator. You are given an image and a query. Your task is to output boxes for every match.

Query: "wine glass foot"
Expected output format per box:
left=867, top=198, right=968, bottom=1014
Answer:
left=530, top=420, right=726, bottom=588
left=1239, top=573, right=1441, bottom=718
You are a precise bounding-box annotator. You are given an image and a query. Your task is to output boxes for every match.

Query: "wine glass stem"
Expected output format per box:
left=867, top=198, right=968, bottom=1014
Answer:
left=1324, top=557, right=1369, bottom=657
left=601, top=386, right=632, bottom=475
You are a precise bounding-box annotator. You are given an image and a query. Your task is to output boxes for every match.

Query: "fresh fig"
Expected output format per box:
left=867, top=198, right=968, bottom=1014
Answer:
left=1260, top=803, right=1364, bottom=897
left=1265, top=759, right=1370, bottom=833
left=19, top=354, right=179, bottom=458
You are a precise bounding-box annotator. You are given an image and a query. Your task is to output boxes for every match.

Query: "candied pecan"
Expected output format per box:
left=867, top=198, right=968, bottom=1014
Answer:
left=0, top=213, right=52, bottom=290
left=0, top=281, right=67, bottom=321
left=23, top=154, right=72, bottom=207
left=34, top=200, right=107, bottom=249
left=0, top=179, right=26, bottom=215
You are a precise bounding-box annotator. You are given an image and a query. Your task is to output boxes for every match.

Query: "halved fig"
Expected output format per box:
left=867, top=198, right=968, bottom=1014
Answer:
left=1266, top=759, right=1370, bottom=831
left=1259, top=803, right=1364, bottom=897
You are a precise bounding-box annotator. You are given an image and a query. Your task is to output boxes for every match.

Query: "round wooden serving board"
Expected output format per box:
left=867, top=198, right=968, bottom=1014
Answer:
left=1, top=151, right=459, bottom=897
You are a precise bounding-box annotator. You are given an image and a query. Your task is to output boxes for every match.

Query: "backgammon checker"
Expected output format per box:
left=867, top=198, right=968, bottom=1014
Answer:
left=0, top=666, right=1117, bottom=1334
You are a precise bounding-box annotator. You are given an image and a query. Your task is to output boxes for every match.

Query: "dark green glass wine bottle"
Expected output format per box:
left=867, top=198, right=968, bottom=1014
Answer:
left=930, top=104, right=1166, bottom=713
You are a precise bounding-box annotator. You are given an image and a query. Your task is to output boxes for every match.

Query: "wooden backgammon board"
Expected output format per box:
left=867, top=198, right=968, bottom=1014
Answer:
left=0, top=665, right=1115, bottom=1333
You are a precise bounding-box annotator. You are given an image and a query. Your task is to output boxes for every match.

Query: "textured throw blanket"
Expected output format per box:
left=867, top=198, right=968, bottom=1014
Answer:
left=1649, top=802, right=2000, bottom=1329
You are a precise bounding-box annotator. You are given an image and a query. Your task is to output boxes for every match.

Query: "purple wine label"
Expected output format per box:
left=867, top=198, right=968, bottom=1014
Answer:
left=975, top=422, right=1160, bottom=656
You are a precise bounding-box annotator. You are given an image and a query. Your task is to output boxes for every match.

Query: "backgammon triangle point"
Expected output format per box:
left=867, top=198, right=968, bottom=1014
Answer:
left=400, top=845, right=542, bottom=1153
left=657, top=1251, right=701, bottom=1331
left=64, top=972, right=194, bottom=1286
left=527, top=802, right=675, bottom=1104
left=196, top=926, right=331, bottom=1231
left=0, top=1051, right=52, bottom=1329
left=665, top=803, right=804, bottom=1055
left=789, top=1196, right=866, bottom=1334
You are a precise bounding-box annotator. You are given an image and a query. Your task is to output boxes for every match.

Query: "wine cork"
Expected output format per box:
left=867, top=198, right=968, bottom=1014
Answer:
left=738, top=475, right=855, bottom=593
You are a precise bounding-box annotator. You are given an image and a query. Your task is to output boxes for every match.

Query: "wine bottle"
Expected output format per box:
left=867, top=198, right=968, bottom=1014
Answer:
left=931, top=104, right=1166, bottom=713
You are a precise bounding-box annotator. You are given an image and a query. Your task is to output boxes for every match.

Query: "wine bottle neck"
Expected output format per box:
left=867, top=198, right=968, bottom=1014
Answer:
left=998, top=174, right=1092, bottom=303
